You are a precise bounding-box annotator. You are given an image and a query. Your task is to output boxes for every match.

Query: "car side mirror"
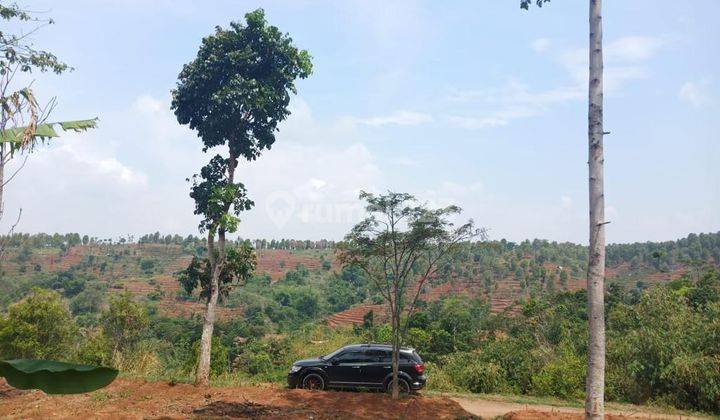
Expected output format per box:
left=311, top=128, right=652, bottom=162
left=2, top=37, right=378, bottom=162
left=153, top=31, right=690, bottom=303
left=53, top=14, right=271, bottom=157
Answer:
left=330, top=358, right=339, bottom=365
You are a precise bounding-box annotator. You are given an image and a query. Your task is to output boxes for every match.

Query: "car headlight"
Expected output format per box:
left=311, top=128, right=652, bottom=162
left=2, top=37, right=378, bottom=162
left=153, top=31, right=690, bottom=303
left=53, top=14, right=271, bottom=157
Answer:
left=290, top=365, right=302, bottom=373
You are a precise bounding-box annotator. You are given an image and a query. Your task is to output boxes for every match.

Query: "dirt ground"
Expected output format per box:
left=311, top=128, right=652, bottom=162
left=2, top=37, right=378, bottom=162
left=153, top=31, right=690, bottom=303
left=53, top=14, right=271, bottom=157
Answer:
left=0, top=378, right=470, bottom=419
left=0, top=378, right=705, bottom=419
left=452, top=396, right=707, bottom=420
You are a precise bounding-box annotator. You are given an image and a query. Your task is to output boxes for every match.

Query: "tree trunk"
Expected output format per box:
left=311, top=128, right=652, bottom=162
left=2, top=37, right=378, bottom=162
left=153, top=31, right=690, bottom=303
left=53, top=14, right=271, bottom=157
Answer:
left=196, top=231, right=220, bottom=386
left=390, top=306, right=400, bottom=399
left=0, top=142, right=5, bottom=221
left=585, top=0, right=605, bottom=418
left=196, top=150, right=236, bottom=386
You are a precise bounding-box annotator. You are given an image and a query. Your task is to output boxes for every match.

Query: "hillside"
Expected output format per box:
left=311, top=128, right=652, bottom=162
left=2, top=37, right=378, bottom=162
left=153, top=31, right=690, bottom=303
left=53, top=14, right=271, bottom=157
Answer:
left=1, top=232, right=717, bottom=323
left=1, top=231, right=718, bottom=414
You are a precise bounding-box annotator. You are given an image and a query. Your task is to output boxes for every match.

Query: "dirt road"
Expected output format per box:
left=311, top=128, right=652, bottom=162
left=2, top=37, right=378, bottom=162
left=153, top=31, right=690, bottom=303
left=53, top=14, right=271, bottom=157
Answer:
left=451, top=396, right=708, bottom=420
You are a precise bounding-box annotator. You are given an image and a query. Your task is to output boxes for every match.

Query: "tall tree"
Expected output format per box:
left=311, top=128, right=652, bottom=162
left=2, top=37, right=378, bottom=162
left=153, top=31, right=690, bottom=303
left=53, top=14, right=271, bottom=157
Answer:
left=172, top=9, right=312, bottom=385
left=522, top=0, right=607, bottom=418
left=585, top=1, right=606, bottom=418
left=0, top=2, right=96, bottom=251
left=337, top=191, right=481, bottom=398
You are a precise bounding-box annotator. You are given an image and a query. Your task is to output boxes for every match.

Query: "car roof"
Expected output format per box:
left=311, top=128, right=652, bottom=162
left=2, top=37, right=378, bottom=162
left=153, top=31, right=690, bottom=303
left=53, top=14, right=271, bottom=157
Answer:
left=342, top=343, right=416, bottom=352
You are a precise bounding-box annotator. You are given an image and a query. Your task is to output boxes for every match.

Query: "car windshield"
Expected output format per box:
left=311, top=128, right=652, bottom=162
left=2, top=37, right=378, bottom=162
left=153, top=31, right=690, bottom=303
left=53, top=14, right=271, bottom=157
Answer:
left=321, top=347, right=345, bottom=360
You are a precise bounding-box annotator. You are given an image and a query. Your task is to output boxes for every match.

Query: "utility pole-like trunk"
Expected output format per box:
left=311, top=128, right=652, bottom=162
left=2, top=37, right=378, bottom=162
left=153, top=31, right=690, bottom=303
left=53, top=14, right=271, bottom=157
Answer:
left=585, top=0, right=605, bottom=418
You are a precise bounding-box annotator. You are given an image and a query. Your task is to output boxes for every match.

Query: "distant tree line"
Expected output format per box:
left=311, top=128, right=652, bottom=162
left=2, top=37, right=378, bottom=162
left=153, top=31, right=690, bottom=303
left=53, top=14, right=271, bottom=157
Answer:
left=252, top=238, right=335, bottom=250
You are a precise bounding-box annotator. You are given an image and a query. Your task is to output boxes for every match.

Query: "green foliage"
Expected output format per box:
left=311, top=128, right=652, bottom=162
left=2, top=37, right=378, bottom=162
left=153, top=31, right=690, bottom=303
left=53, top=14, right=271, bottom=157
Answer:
left=100, top=292, right=149, bottom=358
left=139, top=259, right=156, bottom=273
left=172, top=8, right=312, bottom=239
left=460, top=360, right=510, bottom=394
left=0, top=3, right=69, bottom=74
left=171, top=8, right=312, bottom=157
left=177, top=242, right=257, bottom=302
left=606, top=271, right=720, bottom=412
left=531, top=349, right=586, bottom=399
left=70, top=283, right=105, bottom=316
left=0, top=288, right=76, bottom=359
left=0, top=360, right=117, bottom=395
left=323, top=266, right=369, bottom=312
left=186, top=155, right=254, bottom=233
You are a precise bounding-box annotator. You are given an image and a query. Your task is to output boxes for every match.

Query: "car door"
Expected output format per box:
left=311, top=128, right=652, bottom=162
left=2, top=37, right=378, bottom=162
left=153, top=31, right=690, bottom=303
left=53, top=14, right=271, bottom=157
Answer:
left=326, top=350, right=365, bottom=385
left=362, top=349, right=391, bottom=385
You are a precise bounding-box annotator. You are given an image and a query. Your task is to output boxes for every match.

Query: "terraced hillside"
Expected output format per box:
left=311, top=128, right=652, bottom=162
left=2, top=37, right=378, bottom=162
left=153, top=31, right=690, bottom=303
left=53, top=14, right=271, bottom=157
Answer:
left=0, top=243, right=334, bottom=319
left=2, top=232, right=717, bottom=326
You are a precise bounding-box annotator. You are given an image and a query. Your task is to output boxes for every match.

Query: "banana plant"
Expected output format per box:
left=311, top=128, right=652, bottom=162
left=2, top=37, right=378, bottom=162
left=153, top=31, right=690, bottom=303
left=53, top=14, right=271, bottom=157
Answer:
left=0, top=359, right=118, bottom=394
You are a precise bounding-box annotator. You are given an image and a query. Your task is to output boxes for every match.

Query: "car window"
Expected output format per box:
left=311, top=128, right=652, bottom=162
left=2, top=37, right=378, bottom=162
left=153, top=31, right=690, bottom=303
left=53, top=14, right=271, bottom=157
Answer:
left=335, top=351, right=373, bottom=364
left=378, top=350, right=392, bottom=363
left=363, top=349, right=385, bottom=362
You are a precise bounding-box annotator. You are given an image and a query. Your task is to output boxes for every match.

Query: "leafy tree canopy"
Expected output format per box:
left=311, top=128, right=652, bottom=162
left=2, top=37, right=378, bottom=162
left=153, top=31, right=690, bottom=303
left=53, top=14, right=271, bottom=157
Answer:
left=0, top=2, right=69, bottom=74
left=171, top=8, right=312, bottom=158
left=0, top=288, right=76, bottom=359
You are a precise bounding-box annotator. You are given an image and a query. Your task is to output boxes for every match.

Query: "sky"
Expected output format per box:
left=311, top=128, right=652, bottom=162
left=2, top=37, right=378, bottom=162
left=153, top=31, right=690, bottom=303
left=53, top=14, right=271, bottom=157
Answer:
left=1, top=0, right=719, bottom=244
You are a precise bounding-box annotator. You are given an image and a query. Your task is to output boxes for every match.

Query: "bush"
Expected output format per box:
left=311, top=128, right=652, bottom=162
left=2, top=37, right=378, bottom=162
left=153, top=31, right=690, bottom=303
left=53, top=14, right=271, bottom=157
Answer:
left=101, top=292, right=149, bottom=358
left=531, top=349, right=586, bottom=399
left=423, top=361, right=461, bottom=392
left=459, top=360, right=510, bottom=394
left=0, top=288, right=77, bottom=359
left=246, top=352, right=273, bottom=375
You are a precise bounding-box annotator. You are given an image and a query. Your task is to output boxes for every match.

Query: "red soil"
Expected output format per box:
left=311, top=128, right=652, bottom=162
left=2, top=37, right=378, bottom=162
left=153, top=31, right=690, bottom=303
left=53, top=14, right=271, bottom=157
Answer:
left=256, top=249, right=337, bottom=281
left=0, top=378, right=473, bottom=419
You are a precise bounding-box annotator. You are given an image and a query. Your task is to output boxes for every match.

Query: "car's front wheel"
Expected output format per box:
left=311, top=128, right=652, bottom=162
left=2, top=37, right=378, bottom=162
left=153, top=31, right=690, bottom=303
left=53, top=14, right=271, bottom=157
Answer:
left=301, top=373, right=325, bottom=391
left=385, top=378, right=410, bottom=395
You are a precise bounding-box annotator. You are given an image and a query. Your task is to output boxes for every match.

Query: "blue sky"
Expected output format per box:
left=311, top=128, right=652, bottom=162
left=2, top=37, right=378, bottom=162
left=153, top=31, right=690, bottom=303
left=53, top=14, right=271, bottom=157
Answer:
left=2, top=0, right=718, bottom=243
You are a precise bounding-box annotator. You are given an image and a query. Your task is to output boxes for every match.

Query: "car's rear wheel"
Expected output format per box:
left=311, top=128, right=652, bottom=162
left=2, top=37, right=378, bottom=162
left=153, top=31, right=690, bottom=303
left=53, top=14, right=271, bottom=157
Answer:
left=385, top=378, right=410, bottom=395
left=301, top=373, right=325, bottom=391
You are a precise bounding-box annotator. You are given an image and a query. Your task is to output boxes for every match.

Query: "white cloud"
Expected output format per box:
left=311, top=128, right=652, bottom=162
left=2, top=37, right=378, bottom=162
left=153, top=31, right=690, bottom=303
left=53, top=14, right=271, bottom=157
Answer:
left=560, top=195, right=573, bottom=209
left=353, top=110, right=434, bottom=127
left=531, top=37, right=551, bottom=53
left=389, top=156, right=419, bottom=166
left=446, top=81, right=583, bottom=130
left=605, top=36, right=665, bottom=62
left=443, top=34, right=666, bottom=131
left=679, top=81, right=712, bottom=107
left=0, top=94, right=389, bottom=240
left=558, top=35, right=665, bottom=92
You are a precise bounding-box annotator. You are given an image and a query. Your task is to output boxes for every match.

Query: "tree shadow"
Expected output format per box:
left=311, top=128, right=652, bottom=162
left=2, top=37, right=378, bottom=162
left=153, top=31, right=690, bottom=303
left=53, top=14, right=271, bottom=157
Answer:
left=192, top=400, right=281, bottom=418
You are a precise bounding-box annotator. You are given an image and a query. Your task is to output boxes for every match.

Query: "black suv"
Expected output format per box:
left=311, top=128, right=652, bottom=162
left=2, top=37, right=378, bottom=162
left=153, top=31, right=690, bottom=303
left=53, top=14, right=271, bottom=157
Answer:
left=287, top=344, right=426, bottom=393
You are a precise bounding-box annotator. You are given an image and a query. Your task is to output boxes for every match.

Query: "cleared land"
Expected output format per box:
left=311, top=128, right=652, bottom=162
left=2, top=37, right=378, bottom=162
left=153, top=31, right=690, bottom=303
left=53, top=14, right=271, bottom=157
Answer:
left=0, top=378, right=708, bottom=419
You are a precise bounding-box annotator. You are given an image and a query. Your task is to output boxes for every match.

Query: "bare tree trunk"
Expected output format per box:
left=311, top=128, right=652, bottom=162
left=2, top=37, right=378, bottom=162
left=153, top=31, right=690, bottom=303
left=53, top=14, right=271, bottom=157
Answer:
left=0, top=143, right=5, bottom=221
left=390, top=305, right=400, bottom=399
left=585, top=0, right=605, bottom=418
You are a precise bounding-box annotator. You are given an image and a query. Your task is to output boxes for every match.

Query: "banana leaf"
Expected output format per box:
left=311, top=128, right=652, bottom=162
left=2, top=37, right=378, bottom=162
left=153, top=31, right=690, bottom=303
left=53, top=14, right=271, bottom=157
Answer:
left=0, top=118, right=98, bottom=143
left=0, top=359, right=118, bottom=394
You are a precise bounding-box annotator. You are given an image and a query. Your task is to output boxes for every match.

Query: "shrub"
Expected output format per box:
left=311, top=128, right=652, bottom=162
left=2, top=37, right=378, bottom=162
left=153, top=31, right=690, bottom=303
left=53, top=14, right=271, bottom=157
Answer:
left=246, top=352, right=273, bottom=375
left=531, top=350, right=585, bottom=399
left=459, top=360, right=510, bottom=394
left=0, top=288, right=77, bottom=359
